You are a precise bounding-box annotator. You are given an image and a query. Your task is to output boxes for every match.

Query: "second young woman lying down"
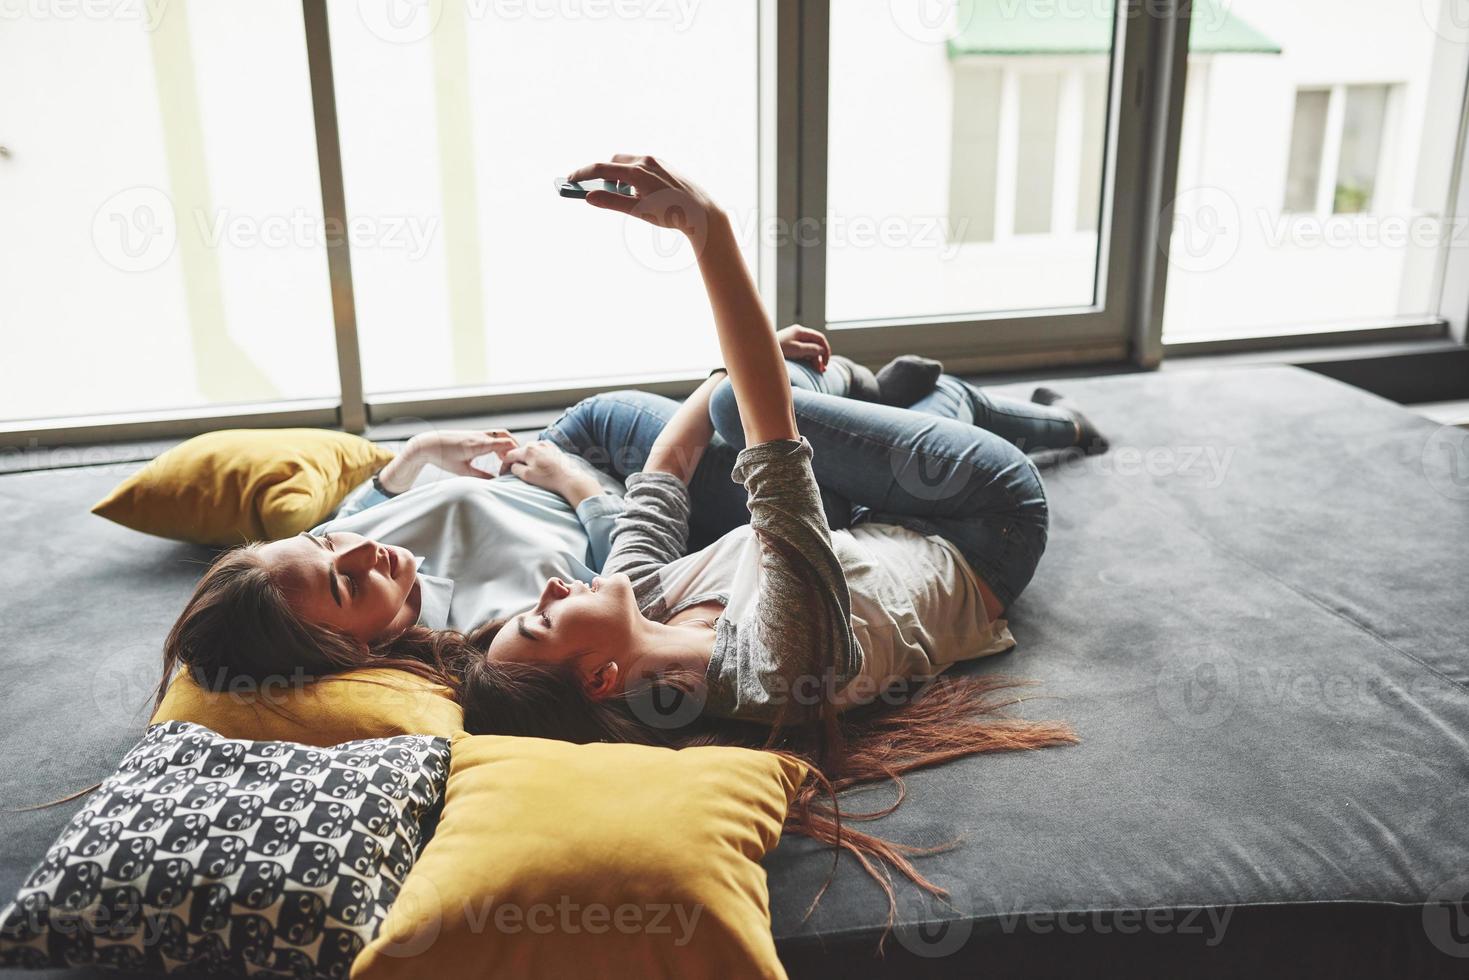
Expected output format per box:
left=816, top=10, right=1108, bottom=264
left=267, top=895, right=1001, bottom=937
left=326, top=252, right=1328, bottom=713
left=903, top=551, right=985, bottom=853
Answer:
left=455, top=157, right=1100, bottom=908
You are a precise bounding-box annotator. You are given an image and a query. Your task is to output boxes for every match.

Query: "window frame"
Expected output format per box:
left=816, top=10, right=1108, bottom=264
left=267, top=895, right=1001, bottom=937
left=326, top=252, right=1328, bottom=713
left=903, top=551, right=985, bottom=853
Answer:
left=0, top=0, right=1461, bottom=448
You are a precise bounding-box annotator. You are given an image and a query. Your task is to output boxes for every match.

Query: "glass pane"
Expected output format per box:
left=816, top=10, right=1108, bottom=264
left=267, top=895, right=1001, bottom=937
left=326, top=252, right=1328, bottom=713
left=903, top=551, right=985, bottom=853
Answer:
left=827, top=0, right=1114, bottom=323
left=1076, top=68, right=1108, bottom=232
left=1335, top=84, right=1389, bottom=214
left=1163, top=1, right=1465, bottom=341
left=329, top=2, right=758, bottom=396
left=0, top=2, right=339, bottom=423
left=1283, top=89, right=1330, bottom=213
left=1014, top=72, right=1061, bottom=235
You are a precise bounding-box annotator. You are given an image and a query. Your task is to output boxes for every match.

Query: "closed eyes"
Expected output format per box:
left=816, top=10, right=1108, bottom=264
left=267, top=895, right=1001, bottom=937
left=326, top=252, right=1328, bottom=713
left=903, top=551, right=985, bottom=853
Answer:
left=320, top=533, right=359, bottom=598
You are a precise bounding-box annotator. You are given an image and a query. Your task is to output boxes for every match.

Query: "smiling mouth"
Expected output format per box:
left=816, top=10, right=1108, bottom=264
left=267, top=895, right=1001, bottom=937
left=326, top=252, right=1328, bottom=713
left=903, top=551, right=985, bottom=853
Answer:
left=387, top=549, right=399, bottom=577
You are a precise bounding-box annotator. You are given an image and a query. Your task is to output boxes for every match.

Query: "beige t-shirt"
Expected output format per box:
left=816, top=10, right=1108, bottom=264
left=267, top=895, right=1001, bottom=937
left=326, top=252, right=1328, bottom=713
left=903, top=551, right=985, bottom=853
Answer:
left=605, top=439, right=1013, bottom=723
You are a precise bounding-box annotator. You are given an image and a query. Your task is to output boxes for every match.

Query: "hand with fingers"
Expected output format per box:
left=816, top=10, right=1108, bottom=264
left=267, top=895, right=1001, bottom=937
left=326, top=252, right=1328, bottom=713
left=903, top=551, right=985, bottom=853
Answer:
left=564, top=154, right=724, bottom=239
left=376, top=429, right=519, bottom=495
left=776, top=324, right=832, bottom=373
left=567, top=153, right=796, bottom=446
left=499, top=440, right=605, bottom=509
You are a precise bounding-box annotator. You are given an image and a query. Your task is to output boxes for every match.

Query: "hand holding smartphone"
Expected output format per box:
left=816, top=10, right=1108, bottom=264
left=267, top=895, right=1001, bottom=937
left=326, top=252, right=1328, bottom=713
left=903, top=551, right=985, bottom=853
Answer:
left=555, top=177, right=637, bottom=199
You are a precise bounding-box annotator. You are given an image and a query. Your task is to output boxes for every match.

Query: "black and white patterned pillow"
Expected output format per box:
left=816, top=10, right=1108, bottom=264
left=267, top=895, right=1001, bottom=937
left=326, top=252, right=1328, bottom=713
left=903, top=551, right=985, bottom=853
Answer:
left=0, top=721, right=449, bottom=977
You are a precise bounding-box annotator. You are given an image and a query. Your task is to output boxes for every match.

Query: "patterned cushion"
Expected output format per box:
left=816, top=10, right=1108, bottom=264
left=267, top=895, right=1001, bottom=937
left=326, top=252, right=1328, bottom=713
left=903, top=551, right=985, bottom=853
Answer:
left=0, top=721, right=449, bottom=977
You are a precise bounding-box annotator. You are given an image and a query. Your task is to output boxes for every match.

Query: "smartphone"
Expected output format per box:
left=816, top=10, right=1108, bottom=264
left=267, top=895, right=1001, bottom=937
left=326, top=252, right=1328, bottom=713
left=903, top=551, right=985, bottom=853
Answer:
left=555, top=178, right=636, bottom=199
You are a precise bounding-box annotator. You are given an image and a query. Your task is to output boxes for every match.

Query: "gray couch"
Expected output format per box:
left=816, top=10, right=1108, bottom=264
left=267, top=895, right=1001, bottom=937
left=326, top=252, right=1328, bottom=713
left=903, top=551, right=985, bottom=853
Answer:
left=2, top=366, right=1466, bottom=978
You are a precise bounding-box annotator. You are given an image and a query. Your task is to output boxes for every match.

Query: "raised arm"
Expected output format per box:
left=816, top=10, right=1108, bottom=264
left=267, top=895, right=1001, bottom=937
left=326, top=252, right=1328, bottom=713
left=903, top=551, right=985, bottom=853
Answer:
left=566, top=155, right=797, bottom=447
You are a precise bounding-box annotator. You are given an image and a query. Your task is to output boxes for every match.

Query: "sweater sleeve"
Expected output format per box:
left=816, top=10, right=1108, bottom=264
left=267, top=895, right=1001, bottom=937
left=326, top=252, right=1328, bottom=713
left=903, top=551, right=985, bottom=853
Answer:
left=575, top=493, right=626, bottom=571
left=602, top=471, right=692, bottom=609
left=704, top=438, right=861, bottom=723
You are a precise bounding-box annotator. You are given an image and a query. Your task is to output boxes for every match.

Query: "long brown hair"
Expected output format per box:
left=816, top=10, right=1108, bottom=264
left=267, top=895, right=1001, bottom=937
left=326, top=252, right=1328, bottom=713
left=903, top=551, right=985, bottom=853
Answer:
left=455, top=618, right=1077, bottom=938
left=156, top=545, right=456, bottom=710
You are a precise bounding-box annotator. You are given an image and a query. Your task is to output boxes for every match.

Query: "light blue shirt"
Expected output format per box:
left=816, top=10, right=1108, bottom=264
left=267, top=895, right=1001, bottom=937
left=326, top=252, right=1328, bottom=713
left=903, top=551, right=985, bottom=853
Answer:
left=315, top=462, right=625, bottom=633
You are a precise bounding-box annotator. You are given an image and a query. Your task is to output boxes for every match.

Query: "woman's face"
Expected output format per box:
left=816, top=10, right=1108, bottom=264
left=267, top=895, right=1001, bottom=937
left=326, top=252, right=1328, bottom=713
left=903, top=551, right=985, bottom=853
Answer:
left=486, top=574, right=638, bottom=670
left=256, top=531, right=420, bottom=645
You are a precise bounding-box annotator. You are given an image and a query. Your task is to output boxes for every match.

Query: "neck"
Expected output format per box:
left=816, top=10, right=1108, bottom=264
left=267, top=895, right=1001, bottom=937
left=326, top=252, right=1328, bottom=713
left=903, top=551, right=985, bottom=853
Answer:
left=616, top=617, right=715, bottom=693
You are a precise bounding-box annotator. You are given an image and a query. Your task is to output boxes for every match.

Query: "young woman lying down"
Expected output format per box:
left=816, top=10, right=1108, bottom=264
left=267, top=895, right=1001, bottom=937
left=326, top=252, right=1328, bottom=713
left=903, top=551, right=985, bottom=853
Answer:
left=158, top=157, right=1105, bottom=914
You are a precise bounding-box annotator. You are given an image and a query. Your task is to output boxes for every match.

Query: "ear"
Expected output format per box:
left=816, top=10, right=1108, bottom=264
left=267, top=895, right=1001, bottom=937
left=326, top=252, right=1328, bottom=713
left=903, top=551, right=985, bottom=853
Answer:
left=581, top=661, right=620, bottom=701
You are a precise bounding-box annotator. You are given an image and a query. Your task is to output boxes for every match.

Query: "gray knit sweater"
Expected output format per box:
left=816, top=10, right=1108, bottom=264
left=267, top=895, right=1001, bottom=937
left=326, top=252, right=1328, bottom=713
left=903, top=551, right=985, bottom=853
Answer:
left=602, top=438, right=863, bottom=723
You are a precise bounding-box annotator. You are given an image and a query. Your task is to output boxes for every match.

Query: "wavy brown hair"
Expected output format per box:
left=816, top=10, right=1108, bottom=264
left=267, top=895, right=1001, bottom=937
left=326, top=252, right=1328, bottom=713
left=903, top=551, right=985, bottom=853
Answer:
left=155, top=545, right=458, bottom=710
left=455, top=617, right=1077, bottom=939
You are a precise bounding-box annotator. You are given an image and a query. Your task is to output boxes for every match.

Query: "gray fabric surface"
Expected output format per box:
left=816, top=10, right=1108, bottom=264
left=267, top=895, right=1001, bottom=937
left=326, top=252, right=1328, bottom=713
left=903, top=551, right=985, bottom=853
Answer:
left=1, top=365, right=1466, bottom=977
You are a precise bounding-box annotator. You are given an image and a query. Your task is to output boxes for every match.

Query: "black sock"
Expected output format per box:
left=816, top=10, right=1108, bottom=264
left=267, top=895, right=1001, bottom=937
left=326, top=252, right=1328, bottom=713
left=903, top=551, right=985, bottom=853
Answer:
left=830, top=356, right=882, bottom=403
left=1031, top=386, right=1109, bottom=455
left=876, top=355, right=944, bottom=407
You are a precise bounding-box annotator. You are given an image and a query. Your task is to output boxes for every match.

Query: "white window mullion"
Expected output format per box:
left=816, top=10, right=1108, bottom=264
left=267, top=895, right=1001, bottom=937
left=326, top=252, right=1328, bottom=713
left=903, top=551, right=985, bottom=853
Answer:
left=995, top=67, right=1020, bottom=240
left=1052, top=67, right=1084, bottom=235
left=1317, top=84, right=1347, bottom=216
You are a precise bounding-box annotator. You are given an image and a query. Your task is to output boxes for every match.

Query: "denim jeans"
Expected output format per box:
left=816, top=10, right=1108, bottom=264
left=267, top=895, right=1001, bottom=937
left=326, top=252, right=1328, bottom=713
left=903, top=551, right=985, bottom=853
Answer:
left=542, top=360, right=858, bottom=547
left=543, top=365, right=1059, bottom=607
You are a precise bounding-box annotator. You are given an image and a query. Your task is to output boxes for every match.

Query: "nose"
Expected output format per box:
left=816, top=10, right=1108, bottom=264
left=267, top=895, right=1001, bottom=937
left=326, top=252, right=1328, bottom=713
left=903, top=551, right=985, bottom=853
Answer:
left=540, top=577, right=571, bottom=605
left=341, top=538, right=385, bottom=573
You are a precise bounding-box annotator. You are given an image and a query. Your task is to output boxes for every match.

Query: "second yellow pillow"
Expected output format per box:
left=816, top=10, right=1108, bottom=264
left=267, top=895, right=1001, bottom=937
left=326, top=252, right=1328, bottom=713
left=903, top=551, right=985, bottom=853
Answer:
left=92, top=427, right=394, bottom=545
left=353, top=733, right=805, bottom=980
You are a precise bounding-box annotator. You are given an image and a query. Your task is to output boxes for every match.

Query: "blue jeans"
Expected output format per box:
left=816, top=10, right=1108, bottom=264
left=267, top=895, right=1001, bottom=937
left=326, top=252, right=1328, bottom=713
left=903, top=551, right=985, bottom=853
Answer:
left=543, top=365, right=1061, bottom=607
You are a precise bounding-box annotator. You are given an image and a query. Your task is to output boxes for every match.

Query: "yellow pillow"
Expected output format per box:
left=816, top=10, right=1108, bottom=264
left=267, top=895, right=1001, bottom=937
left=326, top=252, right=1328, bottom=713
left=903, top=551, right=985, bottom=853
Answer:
left=353, top=733, right=806, bottom=980
left=150, top=667, right=462, bottom=746
left=92, top=428, right=395, bottom=545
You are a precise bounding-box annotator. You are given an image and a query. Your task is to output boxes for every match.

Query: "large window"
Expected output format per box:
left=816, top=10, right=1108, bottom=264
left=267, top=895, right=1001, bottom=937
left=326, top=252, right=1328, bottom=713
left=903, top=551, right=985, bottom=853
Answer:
left=0, top=1, right=340, bottom=424
left=327, top=0, right=759, bottom=397
left=2, top=0, right=1466, bottom=444
left=1162, top=0, right=1464, bottom=342
left=825, top=1, right=1115, bottom=324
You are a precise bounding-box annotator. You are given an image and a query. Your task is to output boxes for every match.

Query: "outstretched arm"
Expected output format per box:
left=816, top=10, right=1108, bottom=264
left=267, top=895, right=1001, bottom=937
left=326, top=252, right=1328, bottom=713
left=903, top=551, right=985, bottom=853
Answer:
left=566, top=155, right=797, bottom=448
